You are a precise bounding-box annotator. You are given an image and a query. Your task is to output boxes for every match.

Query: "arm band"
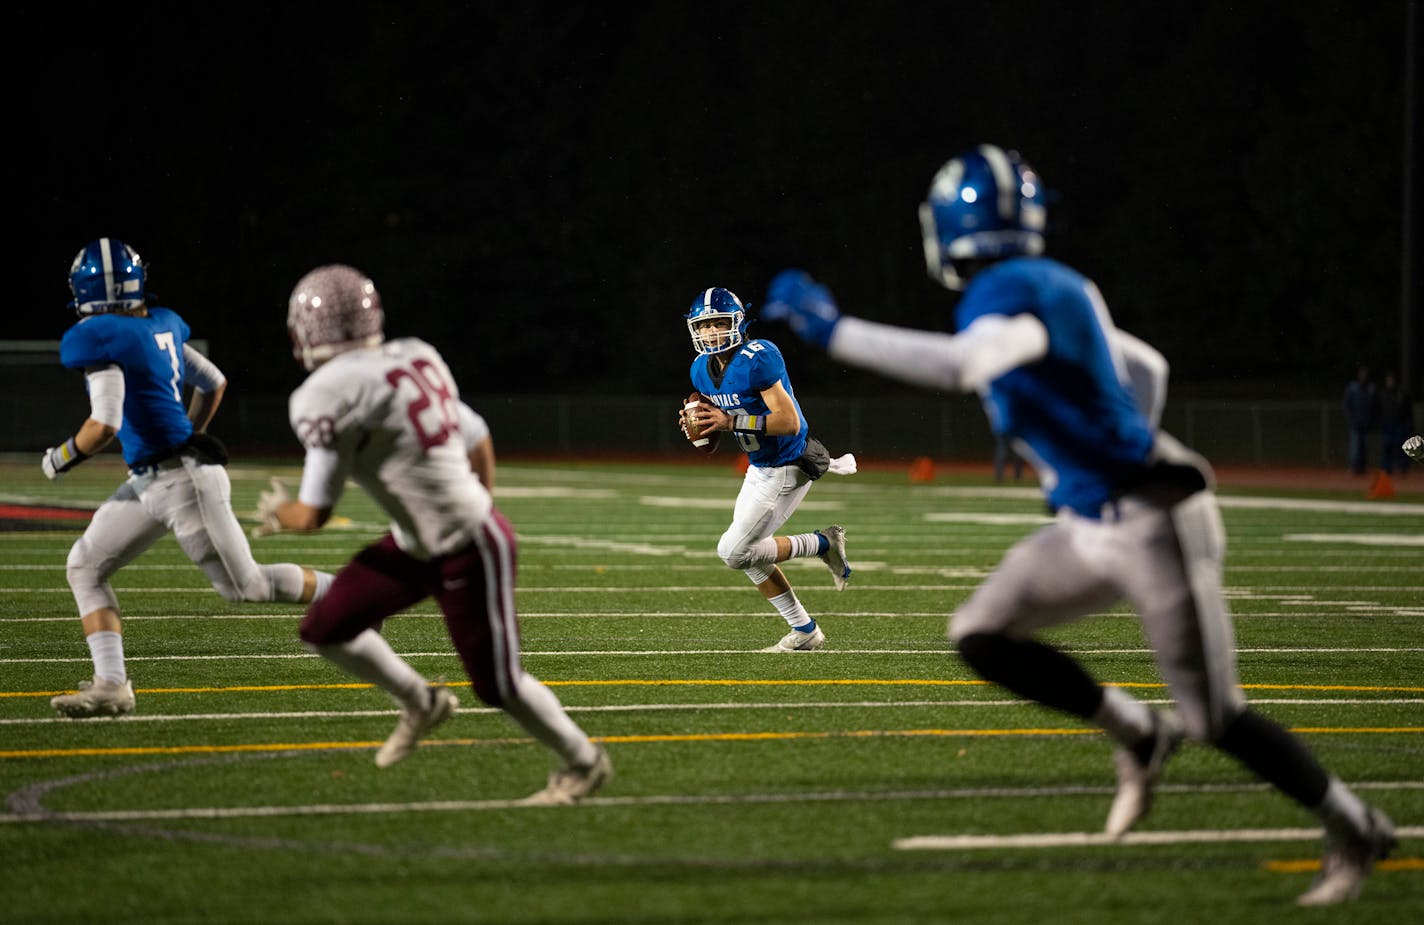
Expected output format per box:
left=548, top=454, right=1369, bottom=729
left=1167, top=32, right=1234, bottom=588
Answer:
left=57, top=437, right=89, bottom=467
left=732, top=414, right=767, bottom=435
left=85, top=365, right=125, bottom=429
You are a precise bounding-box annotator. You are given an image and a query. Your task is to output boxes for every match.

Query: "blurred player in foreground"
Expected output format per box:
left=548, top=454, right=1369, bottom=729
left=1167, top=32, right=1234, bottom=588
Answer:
left=254, top=264, right=609, bottom=803
left=44, top=238, right=332, bottom=718
left=762, top=145, right=1396, bottom=905
left=680, top=286, right=856, bottom=652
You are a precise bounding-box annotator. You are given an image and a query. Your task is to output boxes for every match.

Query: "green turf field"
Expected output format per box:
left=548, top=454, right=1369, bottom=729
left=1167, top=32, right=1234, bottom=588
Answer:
left=2, top=456, right=1420, bottom=924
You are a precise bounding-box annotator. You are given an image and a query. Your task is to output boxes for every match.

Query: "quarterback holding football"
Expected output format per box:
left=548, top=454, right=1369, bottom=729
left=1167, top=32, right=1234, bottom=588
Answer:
left=680, top=286, right=856, bottom=652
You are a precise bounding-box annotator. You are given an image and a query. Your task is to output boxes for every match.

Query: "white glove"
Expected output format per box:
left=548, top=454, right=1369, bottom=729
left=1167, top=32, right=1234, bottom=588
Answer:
left=1404, top=434, right=1424, bottom=462
left=250, top=478, right=290, bottom=538
left=40, top=438, right=86, bottom=481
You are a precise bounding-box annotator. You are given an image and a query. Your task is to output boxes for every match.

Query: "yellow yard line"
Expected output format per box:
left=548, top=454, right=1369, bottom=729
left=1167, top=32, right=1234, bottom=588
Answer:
left=1264, top=858, right=1424, bottom=873
left=5, top=725, right=1423, bottom=761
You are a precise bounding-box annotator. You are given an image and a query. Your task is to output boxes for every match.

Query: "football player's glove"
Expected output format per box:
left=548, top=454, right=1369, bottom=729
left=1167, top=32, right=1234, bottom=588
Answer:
left=250, top=477, right=291, bottom=538
left=762, top=270, right=841, bottom=349
left=1404, top=434, right=1424, bottom=462
left=41, top=438, right=88, bottom=480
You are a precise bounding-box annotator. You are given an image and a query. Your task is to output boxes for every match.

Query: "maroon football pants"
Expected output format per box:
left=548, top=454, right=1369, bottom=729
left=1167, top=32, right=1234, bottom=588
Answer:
left=299, top=508, right=523, bottom=706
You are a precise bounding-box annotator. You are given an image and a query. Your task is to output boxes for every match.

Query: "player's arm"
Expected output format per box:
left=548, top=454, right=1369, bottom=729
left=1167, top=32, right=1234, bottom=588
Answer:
left=828, top=313, right=1048, bottom=393
left=41, top=365, right=123, bottom=479
left=457, top=401, right=496, bottom=489
left=258, top=446, right=342, bottom=534
left=182, top=344, right=228, bottom=432
left=696, top=381, right=801, bottom=437
left=1112, top=328, right=1169, bottom=429
left=762, top=270, right=1046, bottom=393
left=1404, top=434, right=1424, bottom=461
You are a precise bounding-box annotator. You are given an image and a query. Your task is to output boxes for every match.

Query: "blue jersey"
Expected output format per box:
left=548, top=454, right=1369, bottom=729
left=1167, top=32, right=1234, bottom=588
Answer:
left=59, top=307, right=195, bottom=466
left=955, top=257, right=1155, bottom=517
left=690, top=338, right=808, bottom=467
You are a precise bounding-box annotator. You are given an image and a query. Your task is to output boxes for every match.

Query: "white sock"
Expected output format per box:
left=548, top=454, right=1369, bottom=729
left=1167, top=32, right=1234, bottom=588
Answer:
left=87, top=630, right=126, bottom=684
left=311, top=570, right=335, bottom=602
left=768, top=589, right=814, bottom=631
left=503, top=673, right=597, bottom=766
left=314, top=629, right=428, bottom=710
left=1093, top=686, right=1155, bottom=746
left=263, top=563, right=308, bottom=603
left=745, top=537, right=779, bottom=566
left=1315, top=777, right=1371, bottom=837
left=786, top=532, right=824, bottom=559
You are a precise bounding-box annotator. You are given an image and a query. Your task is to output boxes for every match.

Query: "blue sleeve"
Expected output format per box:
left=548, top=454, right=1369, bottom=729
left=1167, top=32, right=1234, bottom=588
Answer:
left=59, top=319, right=111, bottom=369
left=747, top=340, right=788, bottom=391
left=953, top=268, right=1037, bottom=333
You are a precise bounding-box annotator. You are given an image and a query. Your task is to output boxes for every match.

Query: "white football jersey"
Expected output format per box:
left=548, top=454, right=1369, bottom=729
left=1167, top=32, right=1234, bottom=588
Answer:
left=288, top=338, right=493, bottom=559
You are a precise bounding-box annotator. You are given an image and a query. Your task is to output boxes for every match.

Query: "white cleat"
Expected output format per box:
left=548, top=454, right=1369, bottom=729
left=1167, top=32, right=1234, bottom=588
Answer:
left=764, top=626, right=826, bottom=652
left=817, top=525, right=851, bottom=591
left=375, top=687, right=458, bottom=768
left=51, top=676, right=135, bottom=718
left=1297, top=807, right=1397, bottom=906
left=1104, top=709, right=1184, bottom=839
left=522, top=744, right=613, bottom=806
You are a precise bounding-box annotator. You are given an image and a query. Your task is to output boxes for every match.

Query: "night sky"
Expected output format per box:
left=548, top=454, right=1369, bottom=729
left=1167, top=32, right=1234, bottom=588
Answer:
left=16, top=2, right=1420, bottom=400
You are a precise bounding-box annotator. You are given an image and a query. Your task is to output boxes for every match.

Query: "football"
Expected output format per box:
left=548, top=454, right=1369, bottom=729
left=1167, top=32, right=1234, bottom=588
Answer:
left=683, top=391, right=720, bottom=454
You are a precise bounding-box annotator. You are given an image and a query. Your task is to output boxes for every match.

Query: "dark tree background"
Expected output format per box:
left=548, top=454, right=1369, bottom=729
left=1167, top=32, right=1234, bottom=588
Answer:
left=15, top=2, right=1419, bottom=402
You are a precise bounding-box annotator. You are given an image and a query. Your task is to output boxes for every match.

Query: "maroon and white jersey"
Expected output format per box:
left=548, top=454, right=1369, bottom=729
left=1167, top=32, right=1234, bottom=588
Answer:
left=289, top=338, right=492, bottom=559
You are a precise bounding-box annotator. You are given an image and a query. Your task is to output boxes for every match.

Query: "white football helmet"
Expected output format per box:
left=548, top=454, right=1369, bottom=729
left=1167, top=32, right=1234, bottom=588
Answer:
left=287, top=264, right=385, bottom=371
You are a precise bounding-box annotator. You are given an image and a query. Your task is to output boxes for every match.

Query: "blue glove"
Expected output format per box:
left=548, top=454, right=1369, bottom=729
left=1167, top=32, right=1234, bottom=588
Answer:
left=762, top=269, right=842, bottom=349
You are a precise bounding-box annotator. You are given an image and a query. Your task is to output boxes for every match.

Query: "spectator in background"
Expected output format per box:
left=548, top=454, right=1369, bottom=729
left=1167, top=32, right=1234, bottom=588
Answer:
left=1377, top=373, right=1413, bottom=476
left=1342, top=366, right=1378, bottom=475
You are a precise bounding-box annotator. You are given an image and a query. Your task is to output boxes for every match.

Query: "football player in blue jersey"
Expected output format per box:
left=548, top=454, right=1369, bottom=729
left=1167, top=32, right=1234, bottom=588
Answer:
left=762, top=146, right=1395, bottom=905
left=41, top=238, right=334, bottom=718
left=680, top=287, right=857, bottom=651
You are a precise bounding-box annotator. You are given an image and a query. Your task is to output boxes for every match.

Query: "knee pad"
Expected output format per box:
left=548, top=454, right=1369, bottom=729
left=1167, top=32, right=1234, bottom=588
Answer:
left=66, top=538, right=118, bottom=615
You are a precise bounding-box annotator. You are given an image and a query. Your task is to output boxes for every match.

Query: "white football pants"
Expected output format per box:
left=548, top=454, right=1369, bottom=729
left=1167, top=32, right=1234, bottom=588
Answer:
left=66, top=458, right=310, bottom=615
left=716, top=463, right=814, bottom=577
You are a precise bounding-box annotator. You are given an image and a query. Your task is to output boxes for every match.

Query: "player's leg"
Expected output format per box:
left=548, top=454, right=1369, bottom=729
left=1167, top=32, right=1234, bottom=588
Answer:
left=717, top=466, right=826, bottom=649
left=52, top=482, right=168, bottom=717
left=952, top=516, right=1182, bottom=834
left=169, top=459, right=334, bottom=604
left=298, top=535, right=447, bottom=767
left=1141, top=492, right=1395, bottom=904
left=436, top=509, right=609, bottom=803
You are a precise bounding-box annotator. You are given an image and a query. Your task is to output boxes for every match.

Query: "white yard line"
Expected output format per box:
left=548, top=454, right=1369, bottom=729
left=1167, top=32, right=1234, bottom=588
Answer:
left=5, top=781, right=1421, bottom=826
left=893, top=825, right=1424, bottom=851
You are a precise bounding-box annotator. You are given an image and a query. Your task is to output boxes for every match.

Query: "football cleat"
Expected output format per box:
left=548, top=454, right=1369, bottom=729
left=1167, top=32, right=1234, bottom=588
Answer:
left=51, top=676, right=135, bottom=718
left=375, top=686, right=458, bottom=768
left=764, top=626, right=826, bottom=653
left=522, top=744, right=613, bottom=806
left=287, top=264, right=385, bottom=371
left=1104, top=709, right=1184, bottom=838
left=817, top=525, right=852, bottom=591
left=1297, top=806, right=1397, bottom=906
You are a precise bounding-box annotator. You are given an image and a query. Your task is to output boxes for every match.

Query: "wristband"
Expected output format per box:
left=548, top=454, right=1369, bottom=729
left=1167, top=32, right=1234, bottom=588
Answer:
left=57, top=437, right=89, bottom=468
left=732, top=414, right=766, bottom=435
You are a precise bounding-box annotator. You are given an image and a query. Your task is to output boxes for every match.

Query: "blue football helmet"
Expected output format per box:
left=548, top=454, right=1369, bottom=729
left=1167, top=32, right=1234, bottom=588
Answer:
left=684, top=287, right=748, bottom=355
left=68, top=238, right=147, bottom=315
left=919, top=145, right=1046, bottom=290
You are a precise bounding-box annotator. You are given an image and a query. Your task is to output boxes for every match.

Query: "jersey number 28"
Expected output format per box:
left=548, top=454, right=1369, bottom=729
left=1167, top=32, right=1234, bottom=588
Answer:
left=386, top=359, right=458, bottom=451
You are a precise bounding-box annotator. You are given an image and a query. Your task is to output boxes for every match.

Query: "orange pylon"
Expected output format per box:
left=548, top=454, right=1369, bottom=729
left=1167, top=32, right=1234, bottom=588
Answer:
left=736, top=454, right=750, bottom=474
left=1366, top=470, right=1395, bottom=499
left=909, top=456, right=935, bottom=483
